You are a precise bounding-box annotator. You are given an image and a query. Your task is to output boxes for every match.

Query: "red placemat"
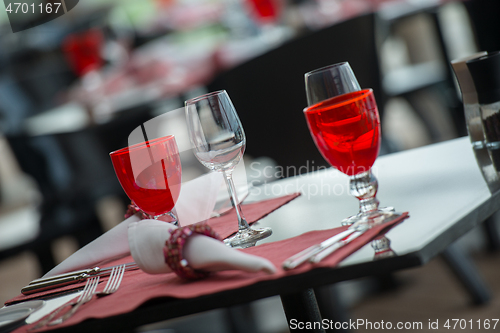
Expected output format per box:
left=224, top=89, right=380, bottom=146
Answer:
left=206, top=192, right=301, bottom=239
left=5, top=193, right=301, bottom=305
left=12, top=212, right=408, bottom=332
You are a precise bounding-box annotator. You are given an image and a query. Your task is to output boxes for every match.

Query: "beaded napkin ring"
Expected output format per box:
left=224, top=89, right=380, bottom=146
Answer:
left=125, top=201, right=155, bottom=220
left=163, top=223, right=222, bottom=280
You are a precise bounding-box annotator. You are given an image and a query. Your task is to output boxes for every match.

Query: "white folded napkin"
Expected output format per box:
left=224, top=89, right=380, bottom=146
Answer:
left=43, top=172, right=223, bottom=277
left=128, top=219, right=275, bottom=275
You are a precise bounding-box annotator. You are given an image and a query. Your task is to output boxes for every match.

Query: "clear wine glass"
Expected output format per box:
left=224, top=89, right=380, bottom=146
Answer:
left=185, top=90, right=272, bottom=248
left=110, top=135, right=182, bottom=224
left=303, top=89, right=400, bottom=226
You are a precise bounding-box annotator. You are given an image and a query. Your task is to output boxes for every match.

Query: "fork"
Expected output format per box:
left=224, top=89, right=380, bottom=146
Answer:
left=48, top=264, right=126, bottom=326
left=96, top=264, right=126, bottom=297
left=30, top=276, right=99, bottom=330
left=47, top=276, right=100, bottom=326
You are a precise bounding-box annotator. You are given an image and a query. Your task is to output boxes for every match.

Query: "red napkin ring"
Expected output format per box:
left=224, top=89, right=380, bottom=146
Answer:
left=163, top=223, right=222, bottom=280
left=125, top=201, right=155, bottom=220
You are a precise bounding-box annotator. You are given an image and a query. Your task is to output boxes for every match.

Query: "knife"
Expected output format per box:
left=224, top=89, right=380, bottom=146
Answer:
left=28, top=262, right=138, bottom=285
left=28, top=268, right=100, bottom=286
left=282, top=228, right=356, bottom=270
left=309, top=230, right=365, bottom=263
left=22, top=262, right=139, bottom=295
left=22, top=273, right=90, bottom=295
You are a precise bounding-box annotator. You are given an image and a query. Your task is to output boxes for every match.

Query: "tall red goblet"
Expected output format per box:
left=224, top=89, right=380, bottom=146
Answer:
left=110, top=135, right=182, bottom=224
left=304, top=89, right=400, bottom=225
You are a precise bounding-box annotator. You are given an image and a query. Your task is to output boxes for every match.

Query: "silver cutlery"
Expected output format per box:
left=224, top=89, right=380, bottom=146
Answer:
left=309, top=229, right=365, bottom=263
left=22, top=273, right=91, bottom=295
left=95, top=264, right=126, bottom=297
left=47, top=276, right=100, bottom=326
left=29, top=276, right=99, bottom=331
left=48, top=264, right=126, bottom=326
left=28, top=262, right=138, bottom=285
left=31, top=264, right=127, bottom=330
left=47, top=264, right=126, bottom=326
left=22, top=262, right=138, bottom=295
left=282, top=223, right=369, bottom=270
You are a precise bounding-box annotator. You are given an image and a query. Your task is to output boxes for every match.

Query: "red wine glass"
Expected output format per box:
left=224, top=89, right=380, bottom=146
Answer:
left=62, top=28, right=105, bottom=77
left=305, top=62, right=361, bottom=106
left=304, top=89, right=400, bottom=225
left=245, top=0, right=282, bottom=26
left=110, top=135, right=182, bottom=224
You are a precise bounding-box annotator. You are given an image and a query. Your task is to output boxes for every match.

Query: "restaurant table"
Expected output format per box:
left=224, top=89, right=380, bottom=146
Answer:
left=9, top=136, right=499, bottom=333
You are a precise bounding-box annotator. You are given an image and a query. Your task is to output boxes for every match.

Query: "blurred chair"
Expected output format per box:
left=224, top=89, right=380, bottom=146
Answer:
left=461, top=0, right=500, bottom=253
left=0, top=44, right=95, bottom=274
left=378, top=4, right=468, bottom=140
left=5, top=47, right=77, bottom=115
left=0, top=96, right=157, bottom=274
left=463, top=0, right=500, bottom=54
left=0, top=12, right=140, bottom=275
left=207, top=12, right=390, bottom=175
left=1, top=127, right=124, bottom=274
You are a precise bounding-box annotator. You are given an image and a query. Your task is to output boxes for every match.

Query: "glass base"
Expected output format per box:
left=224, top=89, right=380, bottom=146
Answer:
left=224, top=226, right=272, bottom=248
left=155, top=210, right=178, bottom=226
left=372, top=236, right=396, bottom=260
left=341, top=206, right=398, bottom=226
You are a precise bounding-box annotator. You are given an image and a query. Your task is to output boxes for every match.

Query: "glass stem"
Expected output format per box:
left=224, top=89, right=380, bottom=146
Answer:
left=223, top=170, right=250, bottom=230
left=349, top=170, right=380, bottom=213
left=154, top=207, right=178, bottom=226
left=167, top=208, right=179, bottom=226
